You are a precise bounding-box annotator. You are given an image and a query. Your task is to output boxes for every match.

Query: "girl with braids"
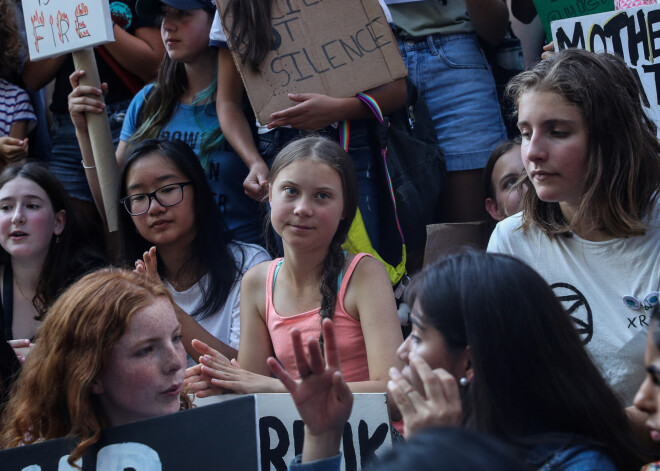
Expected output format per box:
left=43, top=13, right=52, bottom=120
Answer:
left=68, top=0, right=262, bottom=244
left=186, top=137, right=402, bottom=394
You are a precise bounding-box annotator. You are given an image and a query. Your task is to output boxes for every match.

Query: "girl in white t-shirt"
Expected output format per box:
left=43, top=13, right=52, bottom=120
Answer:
left=488, top=49, right=660, bottom=405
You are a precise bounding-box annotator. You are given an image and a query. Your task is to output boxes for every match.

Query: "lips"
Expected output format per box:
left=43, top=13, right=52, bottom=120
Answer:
left=10, top=230, right=27, bottom=238
left=530, top=170, right=557, bottom=182
left=150, top=219, right=171, bottom=229
left=161, top=383, right=182, bottom=396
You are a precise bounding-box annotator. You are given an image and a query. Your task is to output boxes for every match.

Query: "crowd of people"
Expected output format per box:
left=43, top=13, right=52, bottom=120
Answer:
left=0, top=0, right=659, bottom=469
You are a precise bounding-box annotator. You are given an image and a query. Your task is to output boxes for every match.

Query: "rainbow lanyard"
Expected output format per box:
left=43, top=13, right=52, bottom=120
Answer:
left=339, top=94, right=405, bottom=245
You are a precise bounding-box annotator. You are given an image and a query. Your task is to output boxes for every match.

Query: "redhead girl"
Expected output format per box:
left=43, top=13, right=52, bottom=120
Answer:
left=69, top=0, right=262, bottom=244
left=187, top=137, right=402, bottom=395
left=488, top=49, right=660, bottom=406
left=0, top=162, right=103, bottom=362
left=0, top=268, right=191, bottom=467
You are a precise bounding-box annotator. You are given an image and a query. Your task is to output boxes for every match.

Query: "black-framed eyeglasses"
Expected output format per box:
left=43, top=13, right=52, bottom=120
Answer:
left=120, top=182, right=192, bottom=216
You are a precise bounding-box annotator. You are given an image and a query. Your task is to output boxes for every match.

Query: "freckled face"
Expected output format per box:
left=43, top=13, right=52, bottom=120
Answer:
left=269, top=159, right=345, bottom=252
left=93, top=297, right=186, bottom=427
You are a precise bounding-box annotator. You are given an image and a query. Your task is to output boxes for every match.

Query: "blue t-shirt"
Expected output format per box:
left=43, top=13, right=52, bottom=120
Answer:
left=121, top=85, right=262, bottom=244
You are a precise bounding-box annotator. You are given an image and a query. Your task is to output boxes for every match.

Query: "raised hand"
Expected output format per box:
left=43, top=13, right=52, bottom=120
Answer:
left=268, top=318, right=352, bottom=463
left=388, top=354, right=462, bottom=438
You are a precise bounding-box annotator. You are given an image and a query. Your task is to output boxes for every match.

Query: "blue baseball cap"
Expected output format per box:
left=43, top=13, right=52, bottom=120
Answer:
left=136, top=0, right=216, bottom=17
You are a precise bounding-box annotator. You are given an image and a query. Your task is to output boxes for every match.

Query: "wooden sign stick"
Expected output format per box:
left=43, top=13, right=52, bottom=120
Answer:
left=72, top=48, right=120, bottom=232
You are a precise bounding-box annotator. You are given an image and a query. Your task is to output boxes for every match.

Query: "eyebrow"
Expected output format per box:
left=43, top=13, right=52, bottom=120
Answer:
left=0, top=195, right=46, bottom=202
left=517, top=118, right=577, bottom=127
left=410, top=312, right=426, bottom=330
left=127, top=174, right=181, bottom=192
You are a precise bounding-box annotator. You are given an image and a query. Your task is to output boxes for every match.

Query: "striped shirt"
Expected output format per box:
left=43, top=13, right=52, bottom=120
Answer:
left=0, top=78, right=36, bottom=136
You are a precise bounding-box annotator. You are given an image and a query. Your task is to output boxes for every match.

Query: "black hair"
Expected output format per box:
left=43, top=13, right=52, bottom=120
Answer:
left=117, top=139, right=244, bottom=319
left=223, top=0, right=274, bottom=70
left=373, top=427, right=528, bottom=471
left=407, top=251, right=645, bottom=470
left=0, top=162, right=105, bottom=319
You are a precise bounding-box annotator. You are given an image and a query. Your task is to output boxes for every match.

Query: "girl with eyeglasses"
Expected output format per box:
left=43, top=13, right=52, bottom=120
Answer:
left=68, top=0, right=263, bottom=245
left=118, top=139, right=269, bottom=362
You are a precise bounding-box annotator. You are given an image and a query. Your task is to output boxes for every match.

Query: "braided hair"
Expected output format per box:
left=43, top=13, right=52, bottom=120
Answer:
left=269, top=137, right=359, bottom=346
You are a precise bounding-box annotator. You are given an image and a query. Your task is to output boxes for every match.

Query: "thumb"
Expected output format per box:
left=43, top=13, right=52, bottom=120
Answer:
left=288, top=93, right=311, bottom=103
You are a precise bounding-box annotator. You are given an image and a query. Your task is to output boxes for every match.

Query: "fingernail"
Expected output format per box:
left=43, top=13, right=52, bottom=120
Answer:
left=19, top=356, right=25, bottom=363
left=389, top=367, right=400, bottom=378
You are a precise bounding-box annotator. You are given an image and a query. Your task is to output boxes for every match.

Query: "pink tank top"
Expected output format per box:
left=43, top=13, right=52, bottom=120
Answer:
left=265, top=253, right=371, bottom=382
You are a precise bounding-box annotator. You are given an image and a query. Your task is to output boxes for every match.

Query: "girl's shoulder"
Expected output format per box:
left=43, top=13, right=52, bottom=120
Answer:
left=242, top=259, right=275, bottom=289
left=229, top=241, right=271, bottom=271
left=344, top=253, right=390, bottom=290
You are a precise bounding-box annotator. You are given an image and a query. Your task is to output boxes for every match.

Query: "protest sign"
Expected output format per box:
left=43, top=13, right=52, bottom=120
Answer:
left=0, top=396, right=259, bottom=470
left=533, top=0, right=614, bottom=41
left=198, top=393, right=393, bottom=471
left=21, top=0, right=120, bottom=231
left=217, top=0, right=408, bottom=124
left=22, top=0, right=114, bottom=61
left=551, top=5, right=660, bottom=135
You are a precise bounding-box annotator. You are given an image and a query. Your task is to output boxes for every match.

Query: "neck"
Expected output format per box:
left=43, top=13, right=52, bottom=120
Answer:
left=559, top=203, right=614, bottom=242
left=11, top=256, right=45, bottom=292
left=181, top=53, right=217, bottom=105
left=281, top=246, right=327, bottom=287
left=158, top=244, right=201, bottom=290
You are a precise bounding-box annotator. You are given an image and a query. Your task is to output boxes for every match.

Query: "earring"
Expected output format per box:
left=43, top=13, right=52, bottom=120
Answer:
left=55, top=235, right=60, bottom=244
left=459, top=377, right=469, bottom=387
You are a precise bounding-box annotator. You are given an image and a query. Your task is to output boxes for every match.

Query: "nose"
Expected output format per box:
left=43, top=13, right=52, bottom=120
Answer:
left=161, top=14, right=176, bottom=32
left=523, top=132, right=548, bottom=164
left=11, top=206, right=25, bottom=225
left=293, top=196, right=313, bottom=217
left=634, top=376, right=658, bottom=415
left=163, top=341, right=185, bottom=375
left=147, top=195, right=166, bottom=215
left=396, top=337, right=410, bottom=364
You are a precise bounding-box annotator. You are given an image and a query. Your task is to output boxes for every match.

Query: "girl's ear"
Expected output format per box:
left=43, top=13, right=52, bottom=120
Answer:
left=464, top=346, right=474, bottom=382
left=53, top=210, right=66, bottom=236
left=485, top=198, right=504, bottom=222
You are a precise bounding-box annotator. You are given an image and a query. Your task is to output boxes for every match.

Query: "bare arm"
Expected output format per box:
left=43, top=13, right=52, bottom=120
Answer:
left=216, top=49, right=268, bottom=200
left=345, top=256, right=404, bottom=393
left=465, top=0, right=509, bottom=45
left=104, top=25, right=164, bottom=83
left=267, top=78, right=407, bottom=131
left=22, top=55, right=67, bottom=92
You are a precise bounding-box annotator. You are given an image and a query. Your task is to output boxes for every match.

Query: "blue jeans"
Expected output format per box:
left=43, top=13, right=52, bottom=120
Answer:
left=258, top=121, right=380, bottom=251
left=398, top=32, right=506, bottom=172
left=49, top=100, right=129, bottom=201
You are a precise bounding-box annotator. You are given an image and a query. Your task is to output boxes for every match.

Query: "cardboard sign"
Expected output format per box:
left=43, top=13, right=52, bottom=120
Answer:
left=533, top=0, right=614, bottom=41
left=551, top=5, right=660, bottom=135
left=217, top=0, right=408, bottom=124
left=0, top=396, right=259, bottom=470
left=198, top=393, right=393, bottom=471
left=21, top=0, right=114, bottom=61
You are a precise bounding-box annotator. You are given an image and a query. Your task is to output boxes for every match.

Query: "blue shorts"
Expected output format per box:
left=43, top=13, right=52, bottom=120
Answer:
left=49, top=100, right=129, bottom=201
left=398, top=32, right=506, bottom=172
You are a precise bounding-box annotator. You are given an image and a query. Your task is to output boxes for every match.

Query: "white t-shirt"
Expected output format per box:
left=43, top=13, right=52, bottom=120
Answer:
left=165, top=242, right=270, bottom=366
left=488, top=202, right=660, bottom=405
